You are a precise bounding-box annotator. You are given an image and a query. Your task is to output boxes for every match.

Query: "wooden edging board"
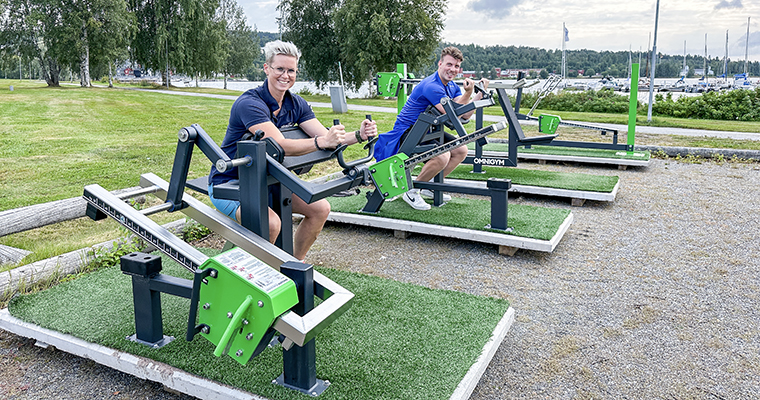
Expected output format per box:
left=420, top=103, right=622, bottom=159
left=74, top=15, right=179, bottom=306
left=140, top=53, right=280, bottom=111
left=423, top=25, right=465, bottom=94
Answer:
left=0, top=306, right=515, bottom=400
left=326, top=211, right=573, bottom=253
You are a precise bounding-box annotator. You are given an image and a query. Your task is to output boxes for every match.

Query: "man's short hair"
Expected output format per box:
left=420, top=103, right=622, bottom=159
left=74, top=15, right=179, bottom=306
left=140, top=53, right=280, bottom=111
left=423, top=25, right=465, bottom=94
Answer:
left=441, top=46, right=464, bottom=62
left=264, top=40, right=301, bottom=65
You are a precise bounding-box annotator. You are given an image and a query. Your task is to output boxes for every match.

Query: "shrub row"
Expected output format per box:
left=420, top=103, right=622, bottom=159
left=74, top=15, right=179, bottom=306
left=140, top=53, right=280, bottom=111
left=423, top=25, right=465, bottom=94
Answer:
left=518, top=89, right=635, bottom=114
left=513, top=86, right=760, bottom=121
left=651, top=89, right=760, bottom=121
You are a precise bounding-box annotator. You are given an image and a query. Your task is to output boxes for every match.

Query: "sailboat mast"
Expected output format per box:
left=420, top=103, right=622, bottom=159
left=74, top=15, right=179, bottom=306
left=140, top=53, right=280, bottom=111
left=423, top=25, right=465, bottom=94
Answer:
left=704, top=33, right=708, bottom=77
left=724, top=30, right=729, bottom=78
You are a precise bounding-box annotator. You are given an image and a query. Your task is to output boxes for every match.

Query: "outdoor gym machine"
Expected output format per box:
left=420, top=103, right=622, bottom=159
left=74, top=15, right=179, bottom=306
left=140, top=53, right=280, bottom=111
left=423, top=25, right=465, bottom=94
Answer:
left=80, top=119, right=377, bottom=396
left=511, top=68, right=639, bottom=152
left=362, top=87, right=514, bottom=230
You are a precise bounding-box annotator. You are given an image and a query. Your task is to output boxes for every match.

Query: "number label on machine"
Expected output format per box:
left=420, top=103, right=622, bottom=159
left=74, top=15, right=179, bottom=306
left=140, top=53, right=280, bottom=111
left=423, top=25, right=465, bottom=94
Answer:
left=197, top=248, right=298, bottom=365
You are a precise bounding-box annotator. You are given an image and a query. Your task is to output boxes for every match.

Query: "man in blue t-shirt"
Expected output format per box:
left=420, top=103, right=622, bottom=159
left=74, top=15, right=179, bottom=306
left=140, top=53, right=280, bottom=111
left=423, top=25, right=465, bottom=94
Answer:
left=208, top=40, right=377, bottom=261
left=374, top=46, right=488, bottom=210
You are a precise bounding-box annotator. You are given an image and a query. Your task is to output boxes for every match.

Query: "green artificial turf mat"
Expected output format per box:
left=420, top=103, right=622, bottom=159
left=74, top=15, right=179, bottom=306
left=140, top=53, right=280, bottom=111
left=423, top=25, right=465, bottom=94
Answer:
left=466, top=142, right=650, bottom=160
left=328, top=189, right=570, bottom=241
left=9, top=249, right=510, bottom=400
left=439, top=165, right=619, bottom=193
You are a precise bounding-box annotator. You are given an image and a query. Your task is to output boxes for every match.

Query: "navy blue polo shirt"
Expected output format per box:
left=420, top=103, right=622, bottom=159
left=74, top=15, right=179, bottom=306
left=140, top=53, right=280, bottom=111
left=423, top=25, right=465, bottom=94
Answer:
left=208, top=80, right=316, bottom=185
left=374, top=72, right=462, bottom=161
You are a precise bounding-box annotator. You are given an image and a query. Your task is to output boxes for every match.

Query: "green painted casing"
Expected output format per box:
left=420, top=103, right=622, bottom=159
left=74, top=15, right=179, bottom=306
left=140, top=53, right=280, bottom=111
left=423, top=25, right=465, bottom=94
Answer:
left=370, top=154, right=412, bottom=199
left=538, top=114, right=561, bottom=134
left=627, top=63, right=640, bottom=151
left=197, top=247, right=298, bottom=365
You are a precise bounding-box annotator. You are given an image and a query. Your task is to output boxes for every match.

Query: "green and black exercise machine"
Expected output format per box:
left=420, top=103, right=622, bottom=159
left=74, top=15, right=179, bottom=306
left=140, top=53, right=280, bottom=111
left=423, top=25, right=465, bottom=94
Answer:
left=362, top=87, right=517, bottom=230
left=510, top=69, right=639, bottom=152
left=374, top=64, right=558, bottom=174
left=81, top=121, right=376, bottom=395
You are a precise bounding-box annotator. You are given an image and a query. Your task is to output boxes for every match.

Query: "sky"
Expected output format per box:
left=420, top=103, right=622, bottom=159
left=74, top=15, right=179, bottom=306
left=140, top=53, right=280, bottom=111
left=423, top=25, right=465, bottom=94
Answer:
left=238, top=0, right=760, bottom=64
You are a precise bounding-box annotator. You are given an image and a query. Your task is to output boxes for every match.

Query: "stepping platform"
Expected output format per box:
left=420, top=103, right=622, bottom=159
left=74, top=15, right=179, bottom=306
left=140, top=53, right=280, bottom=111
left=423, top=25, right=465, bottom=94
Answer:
left=327, top=190, right=573, bottom=255
left=439, top=165, right=620, bottom=207
left=2, top=256, right=514, bottom=400
left=468, top=142, right=651, bottom=169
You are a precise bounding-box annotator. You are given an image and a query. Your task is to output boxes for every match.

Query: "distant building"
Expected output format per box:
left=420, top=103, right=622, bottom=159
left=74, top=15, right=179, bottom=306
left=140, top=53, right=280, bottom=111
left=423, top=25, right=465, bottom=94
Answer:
left=495, top=68, right=542, bottom=78
left=694, top=67, right=714, bottom=76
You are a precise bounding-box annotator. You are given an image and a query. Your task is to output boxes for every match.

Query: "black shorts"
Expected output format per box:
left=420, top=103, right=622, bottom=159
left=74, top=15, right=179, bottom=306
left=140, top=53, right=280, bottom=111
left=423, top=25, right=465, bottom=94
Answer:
left=399, top=128, right=457, bottom=150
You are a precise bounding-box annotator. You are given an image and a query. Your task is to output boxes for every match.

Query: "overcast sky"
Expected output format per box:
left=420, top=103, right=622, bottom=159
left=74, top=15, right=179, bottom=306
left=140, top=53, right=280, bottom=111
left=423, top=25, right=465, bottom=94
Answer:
left=238, top=0, right=760, bottom=63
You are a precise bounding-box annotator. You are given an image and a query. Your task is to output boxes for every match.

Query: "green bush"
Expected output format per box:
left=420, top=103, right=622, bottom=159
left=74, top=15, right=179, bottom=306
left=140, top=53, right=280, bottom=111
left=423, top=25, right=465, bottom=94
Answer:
left=651, top=88, right=760, bottom=121
left=520, top=89, right=634, bottom=114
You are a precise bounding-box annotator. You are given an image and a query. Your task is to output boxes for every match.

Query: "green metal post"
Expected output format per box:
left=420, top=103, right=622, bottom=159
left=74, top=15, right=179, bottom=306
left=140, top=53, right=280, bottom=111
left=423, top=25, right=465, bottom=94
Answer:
left=396, top=63, right=407, bottom=114
left=627, top=63, right=639, bottom=152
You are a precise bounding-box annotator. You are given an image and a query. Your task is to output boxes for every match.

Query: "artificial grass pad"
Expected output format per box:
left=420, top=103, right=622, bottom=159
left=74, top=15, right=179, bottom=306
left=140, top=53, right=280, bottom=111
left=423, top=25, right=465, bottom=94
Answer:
left=441, top=165, right=619, bottom=193
left=9, top=249, right=510, bottom=400
left=467, top=142, right=651, bottom=160
left=328, top=189, right=570, bottom=241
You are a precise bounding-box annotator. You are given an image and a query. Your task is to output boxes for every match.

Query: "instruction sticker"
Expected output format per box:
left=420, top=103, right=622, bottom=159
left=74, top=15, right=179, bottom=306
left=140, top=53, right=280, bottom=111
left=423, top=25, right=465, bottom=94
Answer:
left=214, top=248, right=290, bottom=293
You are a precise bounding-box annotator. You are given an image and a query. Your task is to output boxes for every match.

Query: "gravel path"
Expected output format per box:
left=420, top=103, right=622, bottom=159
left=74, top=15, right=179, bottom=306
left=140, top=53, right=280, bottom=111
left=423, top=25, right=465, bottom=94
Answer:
left=2, top=158, right=759, bottom=399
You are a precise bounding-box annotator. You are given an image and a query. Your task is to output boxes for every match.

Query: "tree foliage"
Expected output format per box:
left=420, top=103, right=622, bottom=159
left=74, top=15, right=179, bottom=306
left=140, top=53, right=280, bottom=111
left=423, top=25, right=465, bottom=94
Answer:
left=217, top=0, right=258, bottom=88
left=278, top=0, right=445, bottom=89
left=1, top=0, right=62, bottom=86
left=129, top=0, right=226, bottom=85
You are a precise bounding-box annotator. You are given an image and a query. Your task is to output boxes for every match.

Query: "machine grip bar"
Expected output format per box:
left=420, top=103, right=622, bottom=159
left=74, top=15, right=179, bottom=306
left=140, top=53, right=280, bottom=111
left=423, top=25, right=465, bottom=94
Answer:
left=213, top=295, right=253, bottom=357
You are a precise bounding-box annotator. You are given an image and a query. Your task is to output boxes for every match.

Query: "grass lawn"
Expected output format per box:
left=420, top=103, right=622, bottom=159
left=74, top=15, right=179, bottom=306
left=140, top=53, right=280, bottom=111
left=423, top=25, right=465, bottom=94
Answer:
left=0, top=80, right=395, bottom=267
left=0, top=78, right=755, bottom=268
left=9, top=248, right=510, bottom=400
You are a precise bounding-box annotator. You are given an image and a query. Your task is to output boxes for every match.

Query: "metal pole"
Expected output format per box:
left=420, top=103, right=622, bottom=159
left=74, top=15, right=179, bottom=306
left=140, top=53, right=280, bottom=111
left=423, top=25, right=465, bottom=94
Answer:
left=745, top=17, right=750, bottom=75
left=646, top=0, right=660, bottom=122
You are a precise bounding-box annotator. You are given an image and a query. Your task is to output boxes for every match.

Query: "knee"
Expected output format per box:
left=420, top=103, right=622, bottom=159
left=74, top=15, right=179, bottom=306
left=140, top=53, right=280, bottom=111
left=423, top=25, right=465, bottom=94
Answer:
left=451, top=146, right=468, bottom=161
left=305, top=199, right=331, bottom=222
left=427, top=154, right=449, bottom=170
left=269, top=209, right=281, bottom=241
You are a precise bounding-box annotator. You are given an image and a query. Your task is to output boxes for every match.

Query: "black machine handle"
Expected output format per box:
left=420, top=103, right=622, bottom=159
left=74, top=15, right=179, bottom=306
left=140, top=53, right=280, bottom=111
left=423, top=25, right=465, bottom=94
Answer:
left=334, top=115, right=377, bottom=170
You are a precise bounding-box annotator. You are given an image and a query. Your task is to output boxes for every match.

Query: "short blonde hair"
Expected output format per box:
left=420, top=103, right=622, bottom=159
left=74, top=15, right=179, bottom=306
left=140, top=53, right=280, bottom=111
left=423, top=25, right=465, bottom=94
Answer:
left=264, top=40, right=301, bottom=65
left=441, top=46, right=464, bottom=62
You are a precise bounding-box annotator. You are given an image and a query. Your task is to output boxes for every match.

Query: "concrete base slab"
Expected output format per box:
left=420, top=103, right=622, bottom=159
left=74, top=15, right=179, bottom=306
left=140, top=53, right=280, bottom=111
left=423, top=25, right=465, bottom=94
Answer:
left=327, top=212, right=573, bottom=254
left=0, top=306, right=515, bottom=400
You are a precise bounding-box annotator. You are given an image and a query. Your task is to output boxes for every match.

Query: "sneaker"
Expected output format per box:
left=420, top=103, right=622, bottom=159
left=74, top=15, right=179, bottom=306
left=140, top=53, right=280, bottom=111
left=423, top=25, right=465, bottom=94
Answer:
left=402, top=189, right=431, bottom=210
left=420, top=189, right=451, bottom=202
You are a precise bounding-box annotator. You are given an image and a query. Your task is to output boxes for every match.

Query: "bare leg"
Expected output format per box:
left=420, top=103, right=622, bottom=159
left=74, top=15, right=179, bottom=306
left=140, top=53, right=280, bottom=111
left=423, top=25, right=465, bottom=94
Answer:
left=442, top=145, right=467, bottom=177
left=235, top=206, right=281, bottom=244
left=291, top=195, right=330, bottom=261
left=416, top=152, right=450, bottom=183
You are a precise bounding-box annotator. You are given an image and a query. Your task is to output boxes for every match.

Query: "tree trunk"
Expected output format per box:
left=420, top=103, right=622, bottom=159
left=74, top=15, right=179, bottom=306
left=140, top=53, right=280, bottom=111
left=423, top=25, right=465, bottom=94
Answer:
left=79, top=24, right=91, bottom=88
left=0, top=187, right=141, bottom=237
left=224, top=71, right=228, bottom=90
left=108, top=62, right=113, bottom=88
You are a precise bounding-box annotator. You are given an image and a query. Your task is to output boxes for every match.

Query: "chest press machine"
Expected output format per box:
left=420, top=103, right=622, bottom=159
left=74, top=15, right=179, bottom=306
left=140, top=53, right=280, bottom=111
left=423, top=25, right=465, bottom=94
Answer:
left=82, top=121, right=376, bottom=396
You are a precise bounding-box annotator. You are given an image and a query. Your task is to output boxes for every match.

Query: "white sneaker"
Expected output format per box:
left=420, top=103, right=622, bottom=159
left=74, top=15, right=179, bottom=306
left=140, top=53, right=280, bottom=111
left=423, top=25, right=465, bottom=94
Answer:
left=402, top=189, right=431, bottom=210
left=420, top=189, right=451, bottom=202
